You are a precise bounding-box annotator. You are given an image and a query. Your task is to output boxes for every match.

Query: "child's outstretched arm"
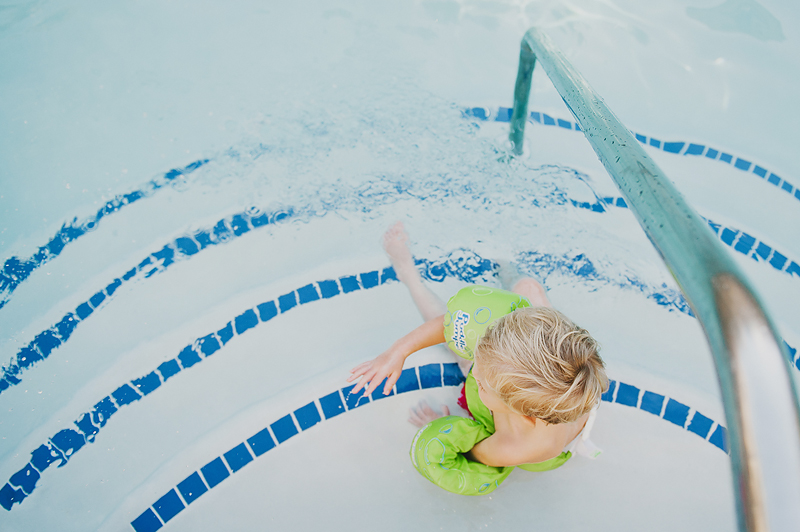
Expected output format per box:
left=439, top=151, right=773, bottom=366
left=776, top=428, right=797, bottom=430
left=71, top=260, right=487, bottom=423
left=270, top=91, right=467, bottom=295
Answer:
left=348, top=314, right=445, bottom=396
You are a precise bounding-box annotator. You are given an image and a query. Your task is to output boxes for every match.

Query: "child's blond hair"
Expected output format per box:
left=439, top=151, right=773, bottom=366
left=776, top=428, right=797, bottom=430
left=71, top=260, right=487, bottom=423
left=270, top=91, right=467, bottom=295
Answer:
left=474, top=306, right=607, bottom=424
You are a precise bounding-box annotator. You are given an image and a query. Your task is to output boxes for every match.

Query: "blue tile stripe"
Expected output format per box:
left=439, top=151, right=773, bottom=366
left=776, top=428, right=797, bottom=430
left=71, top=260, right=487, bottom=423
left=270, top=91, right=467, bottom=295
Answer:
left=602, top=379, right=729, bottom=453
left=127, top=362, right=459, bottom=531
left=127, top=374, right=724, bottom=530
left=464, top=106, right=798, bottom=204
left=0, top=159, right=209, bottom=311
left=577, top=196, right=800, bottom=282
left=0, top=268, right=409, bottom=511
left=3, top=106, right=793, bottom=318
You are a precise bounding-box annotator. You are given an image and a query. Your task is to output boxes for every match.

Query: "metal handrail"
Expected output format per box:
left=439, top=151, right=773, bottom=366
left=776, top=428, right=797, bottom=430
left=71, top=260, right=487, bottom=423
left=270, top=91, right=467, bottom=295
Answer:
left=508, top=27, right=800, bottom=532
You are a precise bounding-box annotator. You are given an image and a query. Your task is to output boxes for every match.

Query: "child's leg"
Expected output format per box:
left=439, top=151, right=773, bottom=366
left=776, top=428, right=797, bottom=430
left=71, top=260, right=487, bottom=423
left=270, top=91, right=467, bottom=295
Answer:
left=497, top=260, right=552, bottom=308
left=383, top=222, right=472, bottom=377
left=383, top=222, right=446, bottom=322
left=511, top=278, right=552, bottom=308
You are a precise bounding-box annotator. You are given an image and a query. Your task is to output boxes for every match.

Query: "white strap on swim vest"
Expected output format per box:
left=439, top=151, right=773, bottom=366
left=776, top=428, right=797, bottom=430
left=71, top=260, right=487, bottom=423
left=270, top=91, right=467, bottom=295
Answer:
left=565, top=401, right=602, bottom=459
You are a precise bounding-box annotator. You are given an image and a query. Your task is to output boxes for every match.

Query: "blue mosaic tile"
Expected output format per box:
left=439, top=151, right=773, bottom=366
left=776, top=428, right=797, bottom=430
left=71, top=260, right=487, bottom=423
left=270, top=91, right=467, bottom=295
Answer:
left=234, top=309, right=258, bottom=334
left=90, top=396, right=118, bottom=427
left=719, top=153, right=733, bottom=164
left=557, top=118, right=572, bottom=129
left=782, top=182, right=794, bottom=193
left=257, top=300, right=278, bottom=322
left=734, top=158, right=752, bottom=171
left=720, top=228, right=738, bottom=246
left=649, top=138, right=661, bottom=148
left=684, top=143, right=704, bottom=156
left=574, top=122, right=582, bottom=131
left=601, top=380, right=617, bottom=402
left=380, top=267, right=397, bottom=284
left=663, top=142, right=684, bottom=153
left=342, top=385, right=370, bottom=409
left=271, top=415, right=299, bottom=443
left=359, top=271, right=380, bottom=289
left=297, top=284, right=320, bottom=304
left=663, top=399, right=690, bottom=428
left=615, top=197, right=628, bottom=208
left=767, top=173, right=781, bottom=186
left=224, top=443, right=253, bottom=473
left=294, top=401, right=322, bottom=430
left=76, top=302, right=93, bottom=320
left=154, top=489, right=184, bottom=523
left=615, top=383, right=640, bottom=407
left=787, top=262, right=800, bottom=278
left=278, top=292, right=297, bottom=312
left=687, top=411, right=714, bottom=439
left=131, top=508, right=163, bottom=532
left=543, top=114, right=555, bottom=126
left=418, top=363, right=442, bottom=389
left=795, top=189, right=800, bottom=201
left=465, top=107, right=487, bottom=120
left=105, top=278, right=122, bottom=296
left=158, top=359, right=181, bottom=382
left=705, top=148, right=719, bottom=159
left=175, top=236, right=199, bottom=256
left=442, top=363, right=466, bottom=386
left=194, top=230, right=213, bottom=249
left=734, top=233, right=756, bottom=255
left=17, top=347, right=42, bottom=369
left=33, top=330, right=61, bottom=358
left=178, top=345, right=201, bottom=369
left=122, top=267, right=137, bottom=281
left=200, top=457, right=230, bottom=489
left=0, top=483, right=26, bottom=511
left=217, top=322, right=234, bottom=345
left=370, top=378, right=395, bottom=401
left=30, top=443, right=64, bottom=472
left=177, top=472, right=207, bottom=505
left=495, top=107, right=512, bottom=122
left=634, top=133, right=646, bottom=143
left=754, top=242, right=771, bottom=261
left=340, top=276, right=360, bottom=293
left=247, top=427, right=276, bottom=457
left=89, top=290, right=106, bottom=308
left=196, top=334, right=221, bottom=357
left=55, top=313, right=78, bottom=341
left=319, top=391, right=346, bottom=419
left=75, top=413, right=99, bottom=443
left=51, top=428, right=86, bottom=459
left=530, top=112, right=541, bottom=123
left=639, top=391, right=664, bottom=415
left=230, top=214, right=251, bottom=236
left=318, top=280, right=340, bottom=299
left=132, top=372, right=161, bottom=396
left=752, top=165, right=767, bottom=178
left=9, top=463, right=40, bottom=494
left=769, top=251, right=787, bottom=270
left=709, top=424, right=729, bottom=453
left=112, top=383, right=141, bottom=406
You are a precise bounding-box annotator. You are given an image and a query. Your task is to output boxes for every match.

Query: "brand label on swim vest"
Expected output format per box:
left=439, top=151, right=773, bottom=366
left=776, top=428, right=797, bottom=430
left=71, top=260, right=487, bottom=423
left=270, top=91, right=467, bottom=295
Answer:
left=452, top=310, right=470, bottom=352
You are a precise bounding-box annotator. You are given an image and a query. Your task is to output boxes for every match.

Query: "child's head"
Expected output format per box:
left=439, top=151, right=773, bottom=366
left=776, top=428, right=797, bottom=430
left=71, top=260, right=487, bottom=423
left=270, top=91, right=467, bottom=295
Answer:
left=474, top=306, right=607, bottom=424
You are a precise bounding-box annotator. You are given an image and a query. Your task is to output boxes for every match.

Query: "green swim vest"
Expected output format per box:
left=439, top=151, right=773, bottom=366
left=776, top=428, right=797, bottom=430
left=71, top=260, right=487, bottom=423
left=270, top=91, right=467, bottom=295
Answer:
left=410, top=285, right=571, bottom=495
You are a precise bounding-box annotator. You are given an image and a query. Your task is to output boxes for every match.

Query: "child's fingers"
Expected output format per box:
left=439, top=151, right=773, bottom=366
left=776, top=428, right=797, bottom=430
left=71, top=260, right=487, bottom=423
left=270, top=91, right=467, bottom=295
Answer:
left=348, top=361, right=371, bottom=376
left=383, top=371, right=401, bottom=395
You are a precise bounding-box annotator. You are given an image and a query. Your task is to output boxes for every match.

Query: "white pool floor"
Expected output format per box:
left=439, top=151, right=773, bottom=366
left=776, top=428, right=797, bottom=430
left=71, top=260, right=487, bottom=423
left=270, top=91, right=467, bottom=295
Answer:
left=1, top=1, right=799, bottom=531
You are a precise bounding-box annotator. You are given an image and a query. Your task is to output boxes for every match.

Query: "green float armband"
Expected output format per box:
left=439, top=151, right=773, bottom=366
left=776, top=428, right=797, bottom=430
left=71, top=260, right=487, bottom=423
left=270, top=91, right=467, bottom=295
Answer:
left=443, top=285, right=530, bottom=360
left=409, top=416, right=514, bottom=496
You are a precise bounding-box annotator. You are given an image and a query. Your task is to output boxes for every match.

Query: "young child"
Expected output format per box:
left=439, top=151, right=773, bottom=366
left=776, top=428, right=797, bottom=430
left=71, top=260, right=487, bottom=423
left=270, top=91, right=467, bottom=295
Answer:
left=348, top=222, right=607, bottom=489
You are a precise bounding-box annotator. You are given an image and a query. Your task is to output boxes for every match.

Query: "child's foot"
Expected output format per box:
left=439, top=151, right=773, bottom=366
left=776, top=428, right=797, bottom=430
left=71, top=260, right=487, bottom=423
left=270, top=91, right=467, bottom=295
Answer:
left=383, top=221, right=420, bottom=285
left=408, top=400, right=451, bottom=428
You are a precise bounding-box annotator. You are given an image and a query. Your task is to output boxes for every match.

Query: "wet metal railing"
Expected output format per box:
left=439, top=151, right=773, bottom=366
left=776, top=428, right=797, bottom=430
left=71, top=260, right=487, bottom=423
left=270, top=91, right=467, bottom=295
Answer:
left=508, top=27, right=800, bottom=532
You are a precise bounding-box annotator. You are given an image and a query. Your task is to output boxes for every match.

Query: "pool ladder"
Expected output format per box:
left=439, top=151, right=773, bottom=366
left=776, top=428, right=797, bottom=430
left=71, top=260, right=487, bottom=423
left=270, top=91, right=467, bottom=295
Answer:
left=508, top=27, right=800, bottom=532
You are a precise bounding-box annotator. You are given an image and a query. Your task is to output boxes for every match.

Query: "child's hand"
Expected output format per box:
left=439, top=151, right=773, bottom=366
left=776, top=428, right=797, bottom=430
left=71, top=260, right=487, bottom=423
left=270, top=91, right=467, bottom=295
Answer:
left=348, top=346, right=407, bottom=396
left=408, top=400, right=450, bottom=427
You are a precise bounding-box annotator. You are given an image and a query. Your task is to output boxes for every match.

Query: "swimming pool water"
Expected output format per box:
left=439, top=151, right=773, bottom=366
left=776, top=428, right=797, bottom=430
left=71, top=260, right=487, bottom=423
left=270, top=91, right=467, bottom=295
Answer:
left=1, top=1, right=798, bottom=530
